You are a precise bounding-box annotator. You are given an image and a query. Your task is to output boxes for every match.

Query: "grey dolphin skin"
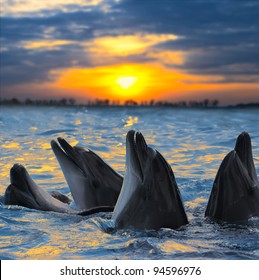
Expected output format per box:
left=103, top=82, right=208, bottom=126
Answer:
left=4, top=163, right=75, bottom=213
left=51, top=138, right=123, bottom=210
left=112, top=130, right=188, bottom=230
left=205, top=132, right=259, bottom=223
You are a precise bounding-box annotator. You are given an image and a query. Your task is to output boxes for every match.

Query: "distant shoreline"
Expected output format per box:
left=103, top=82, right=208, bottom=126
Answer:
left=0, top=98, right=259, bottom=109
left=0, top=103, right=259, bottom=109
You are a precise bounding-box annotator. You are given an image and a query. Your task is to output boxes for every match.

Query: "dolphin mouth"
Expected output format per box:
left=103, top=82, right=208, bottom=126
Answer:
left=51, top=138, right=85, bottom=174
left=126, top=130, right=149, bottom=181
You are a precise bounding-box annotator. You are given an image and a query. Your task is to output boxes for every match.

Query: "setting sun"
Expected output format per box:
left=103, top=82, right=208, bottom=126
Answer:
left=116, top=76, right=138, bottom=89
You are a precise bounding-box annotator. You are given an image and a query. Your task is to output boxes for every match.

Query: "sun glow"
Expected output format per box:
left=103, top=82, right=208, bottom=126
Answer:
left=116, top=76, right=137, bottom=89
left=48, top=62, right=252, bottom=103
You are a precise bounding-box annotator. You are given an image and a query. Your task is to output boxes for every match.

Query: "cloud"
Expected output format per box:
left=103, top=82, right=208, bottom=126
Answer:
left=84, top=33, right=179, bottom=57
left=174, top=45, right=259, bottom=77
left=21, top=33, right=178, bottom=53
left=2, top=32, right=180, bottom=78
left=1, top=46, right=91, bottom=86
left=2, top=0, right=120, bottom=17
left=22, top=40, right=76, bottom=50
left=147, top=51, right=186, bottom=66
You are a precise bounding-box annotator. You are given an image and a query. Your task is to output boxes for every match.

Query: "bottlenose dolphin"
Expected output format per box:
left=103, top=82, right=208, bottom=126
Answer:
left=112, top=130, right=188, bottom=230
left=4, top=163, right=114, bottom=215
left=51, top=138, right=123, bottom=210
left=4, top=163, right=75, bottom=213
left=205, top=132, right=259, bottom=223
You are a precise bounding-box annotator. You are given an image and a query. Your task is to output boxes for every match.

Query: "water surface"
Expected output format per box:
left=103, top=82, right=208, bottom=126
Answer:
left=0, top=106, right=259, bottom=259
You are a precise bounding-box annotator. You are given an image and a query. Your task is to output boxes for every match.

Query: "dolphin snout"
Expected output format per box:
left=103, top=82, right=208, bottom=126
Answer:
left=136, top=131, right=147, bottom=152
left=11, top=163, right=26, bottom=175
left=240, top=131, right=250, bottom=138
left=235, top=131, right=252, bottom=161
left=235, top=131, right=251, bottom=147
left=10, top=164, right=28, bottom=186
left=126, top=130, right=135, bottom=144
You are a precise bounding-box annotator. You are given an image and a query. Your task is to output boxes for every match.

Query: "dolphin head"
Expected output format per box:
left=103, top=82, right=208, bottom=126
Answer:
left=112, top=130, right=188, bottom=230
left=4, top=164, right=74, bottom=213
left=51, top=138, right=122, bottom=210
left=205, top=132, right=259, bottom=223
left=4, top=164, right=41, bottom=208
left=125, top=130, right=176, bottom=191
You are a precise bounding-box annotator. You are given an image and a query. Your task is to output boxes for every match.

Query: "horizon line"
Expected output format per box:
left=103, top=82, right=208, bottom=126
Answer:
left=1, top=97, right=259, bottom=108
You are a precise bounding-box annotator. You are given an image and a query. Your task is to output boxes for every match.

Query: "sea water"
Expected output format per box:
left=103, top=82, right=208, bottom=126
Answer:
left=0, top=106, right=259, bottom=260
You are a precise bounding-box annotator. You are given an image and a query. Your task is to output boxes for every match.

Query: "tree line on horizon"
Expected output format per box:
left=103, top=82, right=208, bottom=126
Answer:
left=0, top=97, right=220, bottom=107
left=0, top=97, right=258, bottom=108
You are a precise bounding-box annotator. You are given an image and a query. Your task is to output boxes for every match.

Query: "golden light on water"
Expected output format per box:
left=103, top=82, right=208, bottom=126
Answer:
left=159, top=241, right=196, bottom=253
left=123, top=116, right=139, bottom=127
left=185, top=197, right=207, bottom=209
left=1, top=142, right=21, bottom=149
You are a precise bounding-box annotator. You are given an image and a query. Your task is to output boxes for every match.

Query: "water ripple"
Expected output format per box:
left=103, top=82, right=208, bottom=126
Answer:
left=38, top=129, right=75, bottom=136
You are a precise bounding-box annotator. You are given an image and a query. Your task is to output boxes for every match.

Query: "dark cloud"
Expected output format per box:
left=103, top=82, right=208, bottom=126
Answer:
left=116, top=0, right=259, bottom=35
left=1, top=45, right=92, bottom=85
left=0, top=11, right=102, bottom=43
left=115, top=0, right=259, bottom=76
left=0, top=10, right=103, bottom=87
left=170, top=44, right=259, bottom=75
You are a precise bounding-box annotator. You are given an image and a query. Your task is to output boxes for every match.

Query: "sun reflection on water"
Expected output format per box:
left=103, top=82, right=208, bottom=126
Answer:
left=13, top=223, right=113, bottom=259
left=19, top=245, right=63, bottom=259
left=185, top=197, right=207, bottom=209
left=1, top=142, right=21, bottom=149
left=29, top=165, right=56, bottom=174
left=159, top=240, right=196, bottom=254
left=123, top=116, right=139, bottom=127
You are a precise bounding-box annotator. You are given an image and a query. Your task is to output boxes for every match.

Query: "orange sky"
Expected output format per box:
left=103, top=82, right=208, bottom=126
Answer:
left=46, top=62, right=258, bottom=103
left=5, top=38, right=259, bottom=104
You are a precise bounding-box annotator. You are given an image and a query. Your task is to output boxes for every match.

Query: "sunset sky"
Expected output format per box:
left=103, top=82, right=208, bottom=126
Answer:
left=1, top=0, right=259, bottom=104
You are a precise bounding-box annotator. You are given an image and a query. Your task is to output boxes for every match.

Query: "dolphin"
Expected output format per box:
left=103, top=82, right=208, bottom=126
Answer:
left=4, top=163, right=115, bottom=215
left=205, top=132, right=259, bottom=223
left=4, top=163, right=75, bottom=213
left=112, top=130, right=188, bottom=230
left=51, top=138, right=123, bottom=210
